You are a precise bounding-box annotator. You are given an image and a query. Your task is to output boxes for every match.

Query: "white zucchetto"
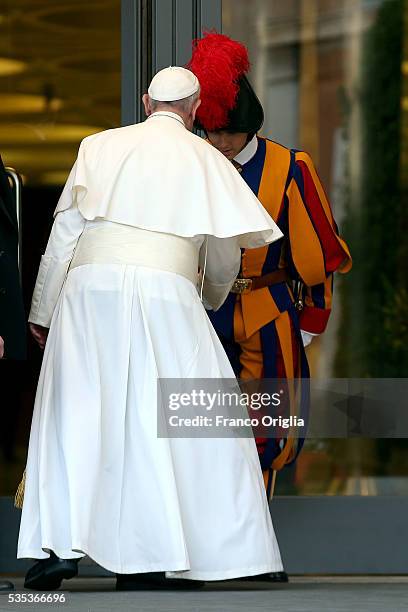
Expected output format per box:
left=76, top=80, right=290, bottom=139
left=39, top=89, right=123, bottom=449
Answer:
left=148, top=66, right=199, bottom=101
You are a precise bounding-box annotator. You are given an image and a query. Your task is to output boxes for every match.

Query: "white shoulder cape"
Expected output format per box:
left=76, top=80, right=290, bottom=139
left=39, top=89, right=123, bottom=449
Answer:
left=54, top=112, right=283, bottom=248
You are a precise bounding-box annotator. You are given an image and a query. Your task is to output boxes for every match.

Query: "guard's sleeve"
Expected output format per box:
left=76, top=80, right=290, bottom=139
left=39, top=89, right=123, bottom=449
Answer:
left=286, top=151, right=352, bottom=334
left=29, top=205, right=86, bottom=327
left=300, top=275, right=334, bottom=334
left=198, top=235, right=241, bottom=311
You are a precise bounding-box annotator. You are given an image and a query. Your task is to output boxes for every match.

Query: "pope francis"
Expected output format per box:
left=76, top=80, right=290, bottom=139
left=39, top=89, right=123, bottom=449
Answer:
left=17, top=67, right=284, bottom=591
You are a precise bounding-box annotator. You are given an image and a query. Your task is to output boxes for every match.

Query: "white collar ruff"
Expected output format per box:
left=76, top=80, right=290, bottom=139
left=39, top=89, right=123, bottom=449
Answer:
left=234, top=134, right=258, bottom=166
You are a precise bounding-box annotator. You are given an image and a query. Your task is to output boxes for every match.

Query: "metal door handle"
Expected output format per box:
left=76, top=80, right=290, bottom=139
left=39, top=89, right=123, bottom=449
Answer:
left=5, top=167, right=23, bottom=280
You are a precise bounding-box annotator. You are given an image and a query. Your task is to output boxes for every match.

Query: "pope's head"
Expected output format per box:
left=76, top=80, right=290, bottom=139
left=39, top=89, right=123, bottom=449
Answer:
left=143, top=66, right=201, bottom=131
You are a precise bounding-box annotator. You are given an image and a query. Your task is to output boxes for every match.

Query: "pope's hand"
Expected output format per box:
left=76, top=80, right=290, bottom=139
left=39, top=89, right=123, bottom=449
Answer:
left=29, top=323, right=49, bottom=350
left=0, top=336, right=4, bottom=358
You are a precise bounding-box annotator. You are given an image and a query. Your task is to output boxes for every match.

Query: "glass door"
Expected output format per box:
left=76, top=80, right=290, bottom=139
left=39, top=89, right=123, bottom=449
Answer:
left=0, top=0, right=121, bottom=501
left=223, top=0, right=408, bottom=573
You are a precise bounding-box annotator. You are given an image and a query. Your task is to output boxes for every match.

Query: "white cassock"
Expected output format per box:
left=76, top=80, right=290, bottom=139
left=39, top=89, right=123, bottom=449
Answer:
left=17, top=111, right=284, bottom=579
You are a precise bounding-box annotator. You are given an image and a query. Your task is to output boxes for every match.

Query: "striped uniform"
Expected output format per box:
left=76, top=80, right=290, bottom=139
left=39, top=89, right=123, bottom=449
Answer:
left=207, top=136, right=352, bottom=496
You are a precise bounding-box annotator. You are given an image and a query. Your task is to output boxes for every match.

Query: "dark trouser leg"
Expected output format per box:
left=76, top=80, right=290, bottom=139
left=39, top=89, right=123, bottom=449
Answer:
left=116, top=573, right=205, bottom=590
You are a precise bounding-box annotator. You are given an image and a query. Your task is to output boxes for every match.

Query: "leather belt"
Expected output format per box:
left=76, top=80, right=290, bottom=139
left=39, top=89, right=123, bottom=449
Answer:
left=231, top=269, right=290, bottom=294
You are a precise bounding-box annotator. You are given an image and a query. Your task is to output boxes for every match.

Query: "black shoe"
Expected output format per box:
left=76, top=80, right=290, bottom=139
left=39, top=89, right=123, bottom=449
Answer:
left=242, top=571, right=289, bottom=583
left=162, top=576, right=205, bottom=590
left=116, top=571, right=205, bottom=591
left=0, top=580, right=15, bottom=591
left=24, top=552, right=79, bottom=591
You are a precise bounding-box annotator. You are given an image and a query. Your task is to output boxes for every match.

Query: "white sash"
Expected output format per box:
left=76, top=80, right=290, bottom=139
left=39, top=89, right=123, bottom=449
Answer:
left=70, top=221, right=199, bottom=286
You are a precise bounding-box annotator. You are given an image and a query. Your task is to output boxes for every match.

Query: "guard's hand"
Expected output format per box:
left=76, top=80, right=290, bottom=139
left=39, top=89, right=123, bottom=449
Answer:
left=29, top=323, right=49, bottom=350
left=0, top=336, right=4, bottom=358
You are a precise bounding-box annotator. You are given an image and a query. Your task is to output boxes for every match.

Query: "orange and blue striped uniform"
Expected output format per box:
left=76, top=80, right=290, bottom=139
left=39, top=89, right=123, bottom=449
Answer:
left=207, top=136, right=352, bottom=494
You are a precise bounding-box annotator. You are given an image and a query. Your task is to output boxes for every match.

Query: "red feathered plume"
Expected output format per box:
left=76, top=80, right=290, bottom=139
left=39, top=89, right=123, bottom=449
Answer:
left=187, top=32, right=250, bottom=131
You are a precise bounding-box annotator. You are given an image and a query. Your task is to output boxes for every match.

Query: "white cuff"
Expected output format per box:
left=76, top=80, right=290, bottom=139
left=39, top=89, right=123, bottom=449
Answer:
left=301, top=330, right=318, bottom=347
left=29, top=255, right=70, bottom=327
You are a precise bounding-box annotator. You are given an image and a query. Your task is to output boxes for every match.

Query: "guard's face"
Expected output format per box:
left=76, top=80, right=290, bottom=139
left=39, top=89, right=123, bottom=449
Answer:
left=207, top=131, right=248, bottom=160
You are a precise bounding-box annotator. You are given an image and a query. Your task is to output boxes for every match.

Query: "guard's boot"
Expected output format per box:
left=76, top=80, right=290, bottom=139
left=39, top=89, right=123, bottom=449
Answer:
left=241, top=571, right=289, bottom=583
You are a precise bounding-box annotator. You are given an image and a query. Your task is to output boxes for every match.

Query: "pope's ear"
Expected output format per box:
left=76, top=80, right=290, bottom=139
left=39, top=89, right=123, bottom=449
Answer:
left=142, top=94, right=152, bottom=117
left=192, top=98, right=201, bottom=119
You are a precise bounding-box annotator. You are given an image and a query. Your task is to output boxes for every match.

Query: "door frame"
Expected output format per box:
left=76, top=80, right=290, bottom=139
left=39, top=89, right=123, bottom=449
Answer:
left=2, top=0, right=407, bottom=577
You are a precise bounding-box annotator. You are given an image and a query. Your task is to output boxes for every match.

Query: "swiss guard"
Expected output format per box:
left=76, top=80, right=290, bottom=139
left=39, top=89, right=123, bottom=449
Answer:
left=188, top=33, right=352, bottom=505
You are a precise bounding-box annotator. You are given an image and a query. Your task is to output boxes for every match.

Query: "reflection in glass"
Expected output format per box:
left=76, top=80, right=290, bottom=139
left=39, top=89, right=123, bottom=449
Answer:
left=223, top=0, right=408, bottom=495
left=0, top=0, right=120, bottom=186
left=0, top=0, right=120, bottom=495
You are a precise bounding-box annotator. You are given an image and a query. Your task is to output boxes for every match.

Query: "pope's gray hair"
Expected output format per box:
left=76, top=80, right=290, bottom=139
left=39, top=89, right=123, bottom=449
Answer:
left=149, top=88, right=200, bottom=113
